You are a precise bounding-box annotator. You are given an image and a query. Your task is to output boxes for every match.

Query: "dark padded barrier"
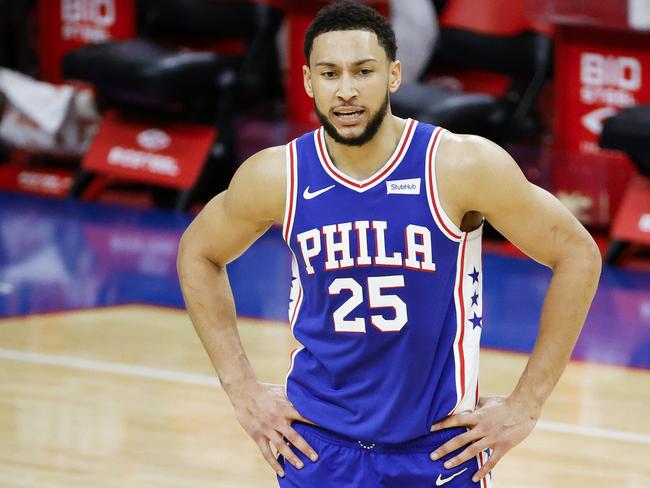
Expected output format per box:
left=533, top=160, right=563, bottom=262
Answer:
left=63, top=40, right=239, bottom=106
left=137, top=0, right=271, bottom=39
left=391, top=30, right=553, bottom=144
left=435, top=30, right=552, bottom=76
left=600, top=105, right=650, bottom=176
left=62, top=1, right=283, bottom=111
left=137, top=0, right=284, bottom=102
left=392, top=84, right=499, bottom=133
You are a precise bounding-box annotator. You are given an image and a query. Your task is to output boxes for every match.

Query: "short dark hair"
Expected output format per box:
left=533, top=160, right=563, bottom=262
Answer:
left=304, top=1, right=397, bottom=64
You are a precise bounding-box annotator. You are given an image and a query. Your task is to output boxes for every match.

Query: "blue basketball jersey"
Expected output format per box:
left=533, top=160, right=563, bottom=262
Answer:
left=282, top=119, right=484, bottom=443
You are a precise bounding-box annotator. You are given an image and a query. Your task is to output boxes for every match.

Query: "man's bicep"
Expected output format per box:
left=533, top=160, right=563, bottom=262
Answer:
left=179, top=146, right=286, bottom=267
left=472, top=144, right=592, bottom=269
left=182, top=191, right=273, bottom=267
left=488, top=184, right=590, bottom=267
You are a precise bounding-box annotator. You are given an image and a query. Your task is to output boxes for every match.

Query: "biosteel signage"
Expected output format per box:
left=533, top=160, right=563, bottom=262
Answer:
left=38, top=0, right=135, bottom=82
left=83, top=110, right=217, bottom=189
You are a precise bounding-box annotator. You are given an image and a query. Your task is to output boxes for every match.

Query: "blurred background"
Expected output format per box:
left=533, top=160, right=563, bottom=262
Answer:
left=0, top=1, right=649, bottom=487
left=0, top=0, right=649, bottom=264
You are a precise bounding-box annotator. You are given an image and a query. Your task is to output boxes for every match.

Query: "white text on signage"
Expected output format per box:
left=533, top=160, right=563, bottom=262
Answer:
left=18, top=171, right=73, bottom=194
left=580, top=53, right=641, bottom=107
left=61, top=0, right=116, bottom=42
left=107, top=147, right=179, bottom=177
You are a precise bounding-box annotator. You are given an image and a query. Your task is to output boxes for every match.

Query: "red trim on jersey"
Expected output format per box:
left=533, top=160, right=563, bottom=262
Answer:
left=317, top=119, right=416, bottom=189
left=283, top=142, right=296, bottom=243
left=287, top=347, right=298, bottom=373
left=457, top=235, right=468, bottom=398
left=427, top=128, right=462, bottom=240
left=480, top=451, right=488, bottom=488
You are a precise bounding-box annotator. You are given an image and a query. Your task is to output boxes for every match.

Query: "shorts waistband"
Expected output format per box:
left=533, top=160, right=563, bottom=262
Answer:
left=292, top=422, right=467, bottom=453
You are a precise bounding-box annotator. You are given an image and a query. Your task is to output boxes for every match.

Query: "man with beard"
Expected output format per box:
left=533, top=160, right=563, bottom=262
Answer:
left=177, top=2, right=601, bottom=487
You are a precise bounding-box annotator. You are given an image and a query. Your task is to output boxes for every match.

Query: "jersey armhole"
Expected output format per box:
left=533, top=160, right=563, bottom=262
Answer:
left=282, top=139, right=298, bottom=244
left=425, top=127, right=464, bottom=242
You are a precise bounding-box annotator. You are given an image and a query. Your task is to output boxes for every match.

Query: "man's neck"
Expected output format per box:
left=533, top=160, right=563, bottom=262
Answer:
left=324, top=115, right=406, bottom=181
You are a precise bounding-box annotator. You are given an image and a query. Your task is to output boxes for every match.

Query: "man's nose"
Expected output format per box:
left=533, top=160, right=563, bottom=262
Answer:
left=336, top=72, right=358, bottom=101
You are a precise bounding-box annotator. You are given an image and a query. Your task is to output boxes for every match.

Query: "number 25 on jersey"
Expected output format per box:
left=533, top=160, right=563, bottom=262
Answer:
left=328, top=275, right=407, bottom=333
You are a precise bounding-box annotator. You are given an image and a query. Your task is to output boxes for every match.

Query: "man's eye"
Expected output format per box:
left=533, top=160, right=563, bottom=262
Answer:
left=322, top=71, right=336, bottom=78
left=360, top=69, right=372, bottom=75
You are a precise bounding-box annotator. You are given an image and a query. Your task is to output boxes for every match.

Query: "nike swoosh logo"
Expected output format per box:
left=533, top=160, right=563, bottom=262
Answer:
left=303, top=185, right=335, bottom=200
left=435, top=467, right=468, bottom=486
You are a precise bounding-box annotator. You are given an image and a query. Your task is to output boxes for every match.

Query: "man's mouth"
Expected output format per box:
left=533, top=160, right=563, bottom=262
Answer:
left=333, top=108, right=365, bottom=124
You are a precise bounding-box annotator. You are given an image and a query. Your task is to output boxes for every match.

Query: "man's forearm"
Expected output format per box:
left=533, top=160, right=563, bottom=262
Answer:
left=177, top=251, right=257, bottom=398
left=510, top=243, right=601, bottom=409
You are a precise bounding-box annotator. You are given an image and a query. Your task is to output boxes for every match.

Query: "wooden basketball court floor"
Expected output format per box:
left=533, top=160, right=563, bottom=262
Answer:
left=1, top=192, right=649, bottom=487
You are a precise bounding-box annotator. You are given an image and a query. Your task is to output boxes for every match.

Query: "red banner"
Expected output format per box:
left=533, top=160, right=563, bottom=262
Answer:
left=552, top=26, right=650, bottom=225
left=0, top=164, right=75, bottom=197
left=38, top=0, right=136, bottom=83
left=554, top=28, right=650, bottom=155
left=82, top=110, right=217, bottom=190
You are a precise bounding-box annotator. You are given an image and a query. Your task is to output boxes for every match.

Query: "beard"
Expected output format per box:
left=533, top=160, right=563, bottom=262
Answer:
left=314, top=92, right=390, bottom=147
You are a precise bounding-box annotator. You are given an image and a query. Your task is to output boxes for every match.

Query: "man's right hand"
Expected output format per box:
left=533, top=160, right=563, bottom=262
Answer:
left=177, top=149, right=309, bottom=478
left=229, top=380, right=320, bottom=478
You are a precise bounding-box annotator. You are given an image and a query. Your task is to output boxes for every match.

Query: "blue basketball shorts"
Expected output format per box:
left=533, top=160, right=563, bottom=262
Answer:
left=277, top=422, right=492, bottom=487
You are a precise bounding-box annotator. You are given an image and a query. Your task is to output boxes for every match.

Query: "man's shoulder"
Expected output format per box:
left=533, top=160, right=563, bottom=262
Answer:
left=438, top=131, right=489, bottom=168
left=435, top=130, right=526, bottom=214
left=225, top=145, right=287, bottom=224
left=436, top=131, right=512, bottom=183
left=235, top=145, right=288, bottom=187
left=244, top=145, right=287, bottom=171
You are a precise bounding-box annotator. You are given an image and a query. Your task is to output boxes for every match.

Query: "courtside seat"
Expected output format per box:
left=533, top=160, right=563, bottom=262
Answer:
left=391, top=29, right=553, bottom=144
left=62, top=39, right=239, bottom=110
left=62, top=1, right=283, bottom=117
left=600, top=105, right=650, bottom=176
left=391, top=83, right=501, bottom=136
left=61, top=0, right=283, bottom=209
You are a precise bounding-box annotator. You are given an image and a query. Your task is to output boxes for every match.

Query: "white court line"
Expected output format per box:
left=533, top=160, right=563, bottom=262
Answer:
left=1, top=347, right=649, bottom=445
left=0, top=348, right=219, bottom=387
left=536, top=420, right=650, bottom=445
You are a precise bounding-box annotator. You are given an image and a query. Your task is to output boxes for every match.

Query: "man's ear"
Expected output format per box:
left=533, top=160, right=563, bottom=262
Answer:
left=388, top=60, right=402, bottom=93
left=303, top=65, right=314, bottom=98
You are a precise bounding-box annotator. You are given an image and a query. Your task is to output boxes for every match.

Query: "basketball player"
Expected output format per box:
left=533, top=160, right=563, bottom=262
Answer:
left=177, top=2, right=601, bottom=486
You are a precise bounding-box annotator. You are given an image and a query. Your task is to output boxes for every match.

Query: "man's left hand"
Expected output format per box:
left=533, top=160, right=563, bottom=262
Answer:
left=429, top=395, right=540, bottom=483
